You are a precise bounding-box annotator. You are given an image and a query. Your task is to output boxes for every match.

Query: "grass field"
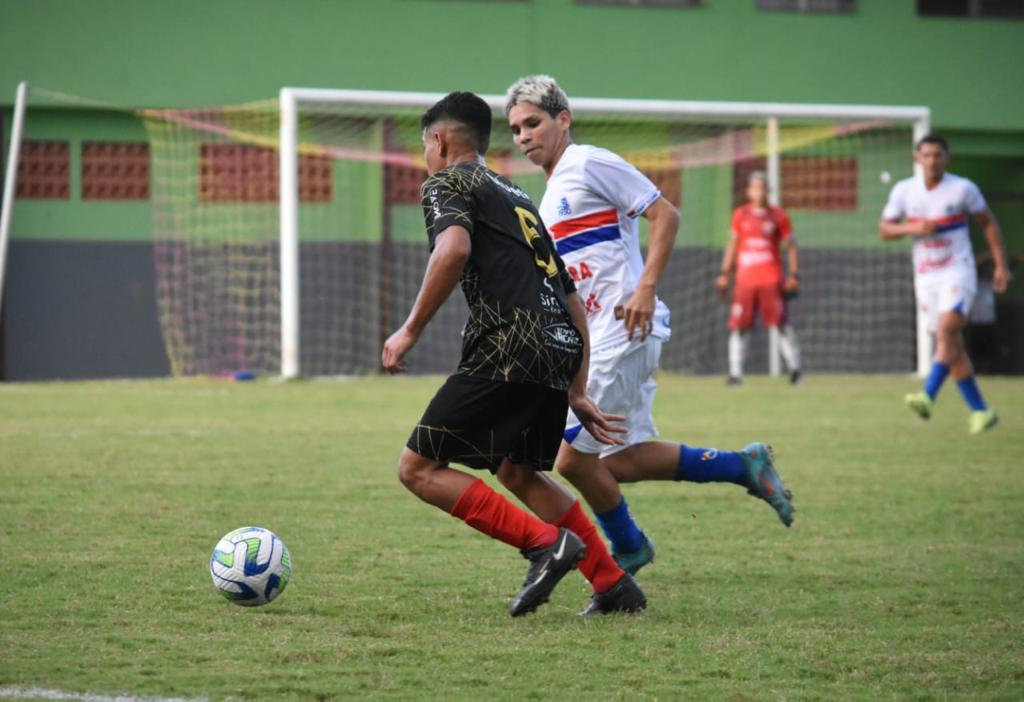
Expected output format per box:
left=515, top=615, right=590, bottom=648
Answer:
left=1, top=374, right=1022, bottom=701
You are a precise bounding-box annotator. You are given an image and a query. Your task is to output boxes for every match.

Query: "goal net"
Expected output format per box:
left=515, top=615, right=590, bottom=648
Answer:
left=141, top=91, right=928, bottom=378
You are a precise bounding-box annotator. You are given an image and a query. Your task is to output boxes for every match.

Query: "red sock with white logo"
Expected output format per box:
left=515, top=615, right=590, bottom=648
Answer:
left=554, top=500, right=624, bottom=593
left=451, top=479, right=558, bottom=551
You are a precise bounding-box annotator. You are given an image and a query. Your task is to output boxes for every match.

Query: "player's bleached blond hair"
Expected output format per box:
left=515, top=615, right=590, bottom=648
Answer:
left=748, top=170, right=768, bottom=184
left=504, top=75, right=571, bottom=118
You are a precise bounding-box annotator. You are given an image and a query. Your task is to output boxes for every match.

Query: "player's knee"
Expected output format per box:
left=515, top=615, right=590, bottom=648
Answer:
left=495, top=462, right=528, bottom=494
left=935, top=329, right=964, bottom=359
left=397, top=450, right=432, bottom=495
left=555, top=455, right=586, bottom=480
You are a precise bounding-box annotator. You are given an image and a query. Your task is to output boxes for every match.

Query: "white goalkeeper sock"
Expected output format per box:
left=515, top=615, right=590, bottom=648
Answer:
left=779, top=325, right=801, bottom=372
left=728, top=330, right=747, bottom=378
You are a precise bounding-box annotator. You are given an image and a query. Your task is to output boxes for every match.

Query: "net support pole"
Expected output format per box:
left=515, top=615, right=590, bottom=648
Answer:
left=911, top=116, right=932, bottom=378
left=0, top=81, right=29, bottom=320
left=279, top=88, right=300, bottom=379
left=766, top=116, right=782, bottom=377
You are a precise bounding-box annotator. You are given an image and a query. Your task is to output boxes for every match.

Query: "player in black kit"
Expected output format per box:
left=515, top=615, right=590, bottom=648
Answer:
left=382, top=92, right=646, bottom=617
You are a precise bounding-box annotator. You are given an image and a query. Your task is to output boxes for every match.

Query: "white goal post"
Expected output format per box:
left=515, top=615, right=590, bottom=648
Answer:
left=278, top=87, right=931, bottom=380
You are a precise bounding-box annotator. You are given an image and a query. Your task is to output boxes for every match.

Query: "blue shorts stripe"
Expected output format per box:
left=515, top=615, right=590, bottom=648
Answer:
left=563, top=424, right=584, bottom=444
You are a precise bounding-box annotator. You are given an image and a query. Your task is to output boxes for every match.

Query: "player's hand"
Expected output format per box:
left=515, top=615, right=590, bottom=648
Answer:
left=623, top=285, right=656, bottom=341
left=783, top=275, right=800, bottom=294
left=715, top=274, right=730, bottom=300
left=382, top=325, right=419, bottom=374
left=913, top=220, right=937, bottom=236
left=993, top=264, right=1012, bottom=293
left=568, top=392, right=627, bottom=446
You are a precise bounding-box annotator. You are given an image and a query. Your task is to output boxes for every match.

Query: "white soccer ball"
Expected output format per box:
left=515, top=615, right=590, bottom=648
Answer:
left=210, top=526, right=292, bottom=606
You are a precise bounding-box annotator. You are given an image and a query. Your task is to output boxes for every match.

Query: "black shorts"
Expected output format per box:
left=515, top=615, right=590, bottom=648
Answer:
left=407, top=374, right=568, bottom=473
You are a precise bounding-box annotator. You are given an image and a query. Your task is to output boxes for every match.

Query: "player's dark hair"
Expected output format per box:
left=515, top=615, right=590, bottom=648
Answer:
left=916, top=133, right=949, bottom=153
left=421, top=91, right=493, bottom=155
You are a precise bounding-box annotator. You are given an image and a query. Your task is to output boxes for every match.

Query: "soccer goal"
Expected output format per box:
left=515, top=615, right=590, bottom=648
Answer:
left=140, top=89, right=930, bottom=379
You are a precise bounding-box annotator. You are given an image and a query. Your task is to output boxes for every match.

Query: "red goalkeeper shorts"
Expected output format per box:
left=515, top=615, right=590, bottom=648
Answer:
left=729, top=283, right=786, bottom=330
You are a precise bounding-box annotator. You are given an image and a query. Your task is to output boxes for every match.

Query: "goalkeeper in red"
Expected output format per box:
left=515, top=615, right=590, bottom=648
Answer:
left=881, top=133, right=1011, bottom=434
left=718, top=171, right=802, bottom=385
left=383, top=91, right=644, bottom=617
left=506, top=75, right=794, bottom=582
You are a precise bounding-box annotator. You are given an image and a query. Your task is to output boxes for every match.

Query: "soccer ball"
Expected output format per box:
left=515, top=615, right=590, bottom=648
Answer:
left=209, top=526, right=292, bottom=606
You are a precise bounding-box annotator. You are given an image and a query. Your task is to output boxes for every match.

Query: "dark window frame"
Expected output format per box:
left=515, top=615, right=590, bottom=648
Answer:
left=756, top=0, right=856, bottom=14
left=577, top=0, right=702, bottom=8
left=917, top=0, right=1024, bottom=19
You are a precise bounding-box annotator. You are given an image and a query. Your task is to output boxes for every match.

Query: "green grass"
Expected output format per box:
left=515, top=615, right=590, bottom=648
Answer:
left=1, top=374, right=1022, bottom=701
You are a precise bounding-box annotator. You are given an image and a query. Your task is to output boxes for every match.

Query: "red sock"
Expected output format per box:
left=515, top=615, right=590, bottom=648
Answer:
left=554, top=501, right=624, bottom=594
left=451, top=479, right=558, bottom=551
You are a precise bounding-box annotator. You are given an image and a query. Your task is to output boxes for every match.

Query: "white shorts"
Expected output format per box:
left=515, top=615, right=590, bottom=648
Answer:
left=916, top=276, right=976, bottom=333
left=564, top=339, right=661, bottom=458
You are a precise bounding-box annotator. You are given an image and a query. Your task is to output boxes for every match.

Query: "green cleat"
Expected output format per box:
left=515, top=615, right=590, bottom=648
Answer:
left=969, top=409, right=998, bottom=434
left=741, top=443, right=794, bottom=527
left=905, top=391, right=933, bottom=420
left=612, top=533, right=655, bottom=576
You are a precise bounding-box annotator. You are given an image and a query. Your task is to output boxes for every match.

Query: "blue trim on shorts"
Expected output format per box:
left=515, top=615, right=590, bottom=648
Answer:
left=563, top=424, right=583, bottom=443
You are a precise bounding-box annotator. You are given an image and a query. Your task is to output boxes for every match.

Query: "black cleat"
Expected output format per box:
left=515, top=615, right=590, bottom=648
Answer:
left=579, top=573, right=648, bottom=616
left=789, top=370, right=803, bottom=385
left=727, top=376, right=743, bottom=386
left=509, top=528, right=585, bottom=617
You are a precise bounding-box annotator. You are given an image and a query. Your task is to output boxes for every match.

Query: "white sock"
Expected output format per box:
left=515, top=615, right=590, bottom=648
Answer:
left=728, top=330, right=747, bottom=378
left=779, top=325, right=801, bottom=372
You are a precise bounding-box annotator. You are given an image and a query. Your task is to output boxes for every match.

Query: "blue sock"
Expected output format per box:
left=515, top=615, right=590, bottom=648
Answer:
left=676, top=445, right=748, bottom=486
left=923, top=362, right=950, bottom=400
left=594, top=497, right=644, bottom=554
left=956, top=376, right=988, bottom=411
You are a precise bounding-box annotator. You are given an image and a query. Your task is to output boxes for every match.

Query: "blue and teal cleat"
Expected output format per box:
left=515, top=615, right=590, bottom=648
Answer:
left=612, top=532, right=656, bottom=576
left=741, top=442, right=795, bottom=527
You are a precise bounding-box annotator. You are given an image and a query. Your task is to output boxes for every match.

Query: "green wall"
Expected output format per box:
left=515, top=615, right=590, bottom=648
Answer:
left=2, top=0, right=1023, bottom=131
left=2, top=0, right=1022, bottom=258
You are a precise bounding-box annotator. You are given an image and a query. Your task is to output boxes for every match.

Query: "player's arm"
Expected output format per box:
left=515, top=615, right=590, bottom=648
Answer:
left=879, top=218, right=935, bottom=239
left=780, top=212, right=799, bottom=293
left=624, top=197, right=679, bottom=341
left=973, top=208, right=1013, bottom=293
left=879, top=182, right=934, bottom=239
left=782, top=238, right=800, bottom=293
left=382, top=226, right=471, bottom=373
left=716, top=238, right=737, bottom=299
left=565, top=291, right=626, bottom=446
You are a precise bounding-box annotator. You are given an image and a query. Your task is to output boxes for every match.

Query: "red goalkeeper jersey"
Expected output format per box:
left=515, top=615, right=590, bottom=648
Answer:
left=730, top=204, right=793, bottom=287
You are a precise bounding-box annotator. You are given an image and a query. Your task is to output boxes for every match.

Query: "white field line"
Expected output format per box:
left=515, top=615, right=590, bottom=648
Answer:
left=0, top=687, right=208, bottom=702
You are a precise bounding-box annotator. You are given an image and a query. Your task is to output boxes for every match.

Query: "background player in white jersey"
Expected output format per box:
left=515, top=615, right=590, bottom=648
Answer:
left=881, top=133, right=1011, bottom=434
left=506, top=75, right=794, bottom=579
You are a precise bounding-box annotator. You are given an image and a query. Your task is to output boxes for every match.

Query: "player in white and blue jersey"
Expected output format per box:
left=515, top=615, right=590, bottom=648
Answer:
left=881, top=133, right=1012, bottom=434
left=505, top=75, right=794, bottom=593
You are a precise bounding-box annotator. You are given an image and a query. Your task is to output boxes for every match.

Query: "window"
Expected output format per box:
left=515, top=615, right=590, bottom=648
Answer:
left=577, top=0, right=701, bottom=8
left=385, top=161, right=428, bottom=205
left=16, top=140, right=70, bottom=200
left=199, top=144, right=332, bottom=203
left=757, top=0, right=855, bottom=13
left=734, top=157, right=858, bottom=210
left=917, top=0, right=1024, bottom=19
left=82, top=142, right=150, bottom=200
